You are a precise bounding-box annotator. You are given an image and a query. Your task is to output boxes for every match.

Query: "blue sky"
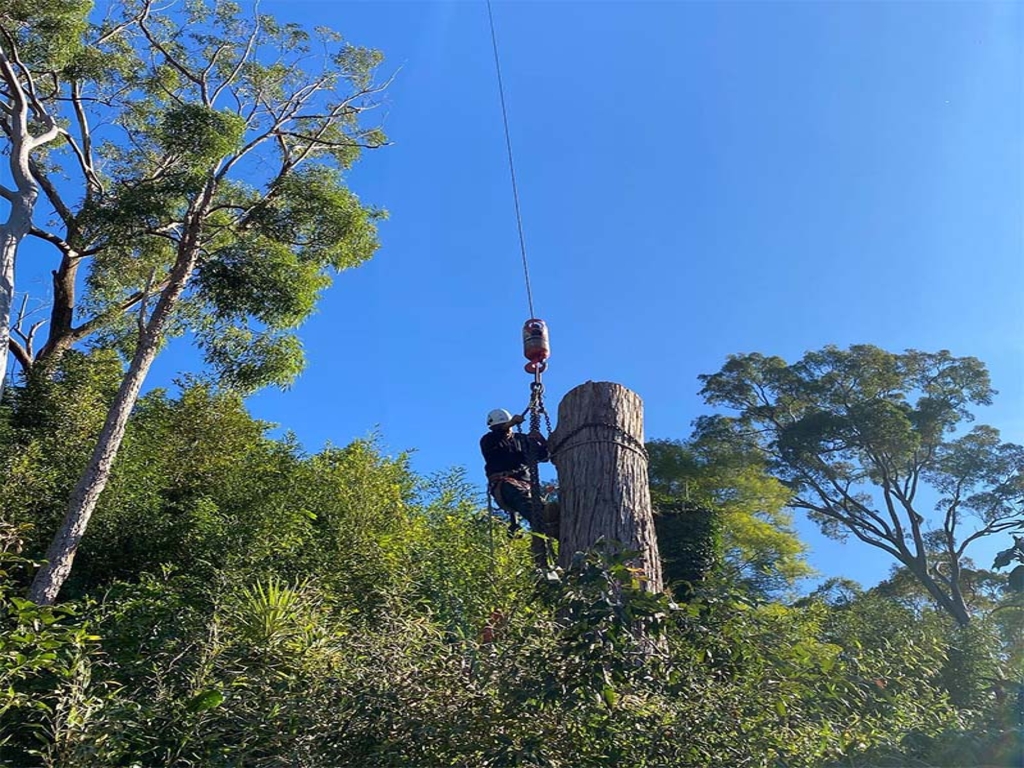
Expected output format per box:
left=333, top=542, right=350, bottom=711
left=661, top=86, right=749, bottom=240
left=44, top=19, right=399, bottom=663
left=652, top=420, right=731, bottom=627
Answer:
left=14, top=0, right=1024, bottom=588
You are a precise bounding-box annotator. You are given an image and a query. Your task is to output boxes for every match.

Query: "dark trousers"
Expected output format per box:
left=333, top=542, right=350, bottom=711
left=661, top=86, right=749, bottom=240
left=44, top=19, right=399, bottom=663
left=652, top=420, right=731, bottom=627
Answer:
left=492, top=478, right=541, bottom=529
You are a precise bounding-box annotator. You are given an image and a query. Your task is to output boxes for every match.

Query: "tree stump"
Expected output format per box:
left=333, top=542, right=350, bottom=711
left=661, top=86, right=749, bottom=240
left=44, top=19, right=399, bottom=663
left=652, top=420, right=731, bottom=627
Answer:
left=549, top=381, right=663, bottom=592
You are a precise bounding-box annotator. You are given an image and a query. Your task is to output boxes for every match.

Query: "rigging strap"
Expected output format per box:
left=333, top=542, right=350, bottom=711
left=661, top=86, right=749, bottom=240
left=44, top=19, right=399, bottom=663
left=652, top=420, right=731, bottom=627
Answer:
left=548, top=421, right=649, bottom=461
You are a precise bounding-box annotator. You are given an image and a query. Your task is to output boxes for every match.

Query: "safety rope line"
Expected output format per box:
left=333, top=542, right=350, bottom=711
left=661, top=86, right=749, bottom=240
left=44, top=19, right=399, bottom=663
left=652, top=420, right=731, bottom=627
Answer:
left=486, top=0, right=536, bottom=320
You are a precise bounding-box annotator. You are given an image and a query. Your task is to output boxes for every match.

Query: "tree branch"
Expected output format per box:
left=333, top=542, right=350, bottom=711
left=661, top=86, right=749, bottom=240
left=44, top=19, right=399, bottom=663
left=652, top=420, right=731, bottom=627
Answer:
left=69, top=81, right=103, bottom=196
left=68, top=283, right=171, bottom=343
left=957, top=519, right=1024, bottom=559
left=28, top=158, right=74, bottom=227
left=8, top=337, right=30, bottom=371
left=138, top=2, right=208, bottom=101
left=889, top=482, right=929, bottom=564
left=28, top=227, right=73, bottom=254
left=792, top=496, right=904, bottom=560
left=273, top=131, right=387, bottom=151
left=210, top=5, right=262, bottom=104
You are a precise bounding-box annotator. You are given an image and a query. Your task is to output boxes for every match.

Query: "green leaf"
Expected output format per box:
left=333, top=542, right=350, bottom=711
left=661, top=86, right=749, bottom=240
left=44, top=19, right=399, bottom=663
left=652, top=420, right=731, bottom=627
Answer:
left=601, top=686, right=618, bottom=709
left=186, top=689, right=224, bottom=713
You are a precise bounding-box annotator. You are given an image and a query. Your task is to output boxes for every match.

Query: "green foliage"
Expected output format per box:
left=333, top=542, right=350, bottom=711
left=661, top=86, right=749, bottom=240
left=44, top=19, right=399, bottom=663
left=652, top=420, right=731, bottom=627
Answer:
left=158, top=104, right=246, bottom=163
left=0, top=0, right=91, bottom=71
left=697, top=345, right=1024, bottom=624
left=1, top=424, right=1008, bottom=766
left=0, top=352, right=122, bottom=552
left=654, top=502, right=721, bottom=596
left=200, top=326, right=306, bottom=391
left=648, top=437, right=812, bottom=595
left=0, top=526, right=106, bottom=768
left=3, top=358, right=1018, bottom=764
left=248, top=165, right=385, bottom=270
left=196, top=242, right=331, bottom=328
left=938, top=621, right=1002, bottom=711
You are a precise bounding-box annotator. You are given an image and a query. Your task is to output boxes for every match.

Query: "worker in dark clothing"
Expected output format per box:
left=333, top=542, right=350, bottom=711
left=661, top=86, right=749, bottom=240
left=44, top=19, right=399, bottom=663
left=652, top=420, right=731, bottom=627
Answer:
left=481, top=408, right=550, bottom=533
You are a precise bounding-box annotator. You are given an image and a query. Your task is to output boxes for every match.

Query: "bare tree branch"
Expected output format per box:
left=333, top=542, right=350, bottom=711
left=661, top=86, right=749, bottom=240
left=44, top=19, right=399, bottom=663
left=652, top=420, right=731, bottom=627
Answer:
left=69, top=81, right=103, bottom=196
left=27, top=226, right=73, bottom=253
left=10, top=294, right=46, bottom=362
left=27, top=158, right=74, bottom=227
left=8, top=337, right=30, bottom=370
left=210, top=4, right=262, bottom=104
left=67, top=282, right=171, bottom=344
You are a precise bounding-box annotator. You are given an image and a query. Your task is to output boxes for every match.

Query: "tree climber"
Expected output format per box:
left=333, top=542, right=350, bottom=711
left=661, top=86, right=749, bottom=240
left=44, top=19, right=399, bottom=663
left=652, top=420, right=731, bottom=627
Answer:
left=481, top=408, right=550, bottom=535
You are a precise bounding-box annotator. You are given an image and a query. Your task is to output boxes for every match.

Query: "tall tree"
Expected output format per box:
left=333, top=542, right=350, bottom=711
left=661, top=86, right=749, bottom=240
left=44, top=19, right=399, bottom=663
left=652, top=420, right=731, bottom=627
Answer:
left=0, top=1, right=92, bottom=398
left=11, top=0, right=389, bottom=604
left=698, top=345, right=1024, bottom=626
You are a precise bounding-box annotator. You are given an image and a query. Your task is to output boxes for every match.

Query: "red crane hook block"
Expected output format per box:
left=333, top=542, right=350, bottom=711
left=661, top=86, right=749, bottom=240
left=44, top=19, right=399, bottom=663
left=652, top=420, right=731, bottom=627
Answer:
left=523, top=318, right=550, bottom=374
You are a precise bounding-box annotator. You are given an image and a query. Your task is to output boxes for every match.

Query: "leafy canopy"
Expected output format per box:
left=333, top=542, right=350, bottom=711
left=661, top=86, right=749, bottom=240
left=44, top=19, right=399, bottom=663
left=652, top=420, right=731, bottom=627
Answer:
left=698, top=344, right=1024, bottom=625
left=649, top=435, right=812, bottom=596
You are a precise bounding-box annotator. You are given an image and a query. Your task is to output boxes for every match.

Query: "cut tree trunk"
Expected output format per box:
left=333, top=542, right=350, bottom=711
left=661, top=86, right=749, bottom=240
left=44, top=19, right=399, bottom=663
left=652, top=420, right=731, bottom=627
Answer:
left=549, top=381, right=663, bottom=592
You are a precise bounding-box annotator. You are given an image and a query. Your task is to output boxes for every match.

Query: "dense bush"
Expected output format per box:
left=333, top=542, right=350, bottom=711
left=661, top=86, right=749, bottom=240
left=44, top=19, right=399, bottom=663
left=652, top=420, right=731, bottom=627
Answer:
left=1, top=371, right=1020, bottom=766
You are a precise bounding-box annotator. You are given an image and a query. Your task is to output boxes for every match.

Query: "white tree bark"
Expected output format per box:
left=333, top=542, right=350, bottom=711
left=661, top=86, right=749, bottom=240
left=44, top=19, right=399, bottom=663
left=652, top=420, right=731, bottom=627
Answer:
left=28, top=191, right=212, bottom=605
left=550, top=381, right=663, bottom=592
left=0, top=40, right=62, bottom=398
left=0, top=209, right=29, bottom=397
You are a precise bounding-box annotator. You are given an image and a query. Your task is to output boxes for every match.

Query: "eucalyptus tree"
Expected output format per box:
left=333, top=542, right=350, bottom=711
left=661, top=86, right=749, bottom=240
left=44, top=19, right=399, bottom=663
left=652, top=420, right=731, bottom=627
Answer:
left=698, top=345, right=1024, bottom=626
left=0, top=1, right=92, bottom=398
left=4, top=0, right=390, bottom=604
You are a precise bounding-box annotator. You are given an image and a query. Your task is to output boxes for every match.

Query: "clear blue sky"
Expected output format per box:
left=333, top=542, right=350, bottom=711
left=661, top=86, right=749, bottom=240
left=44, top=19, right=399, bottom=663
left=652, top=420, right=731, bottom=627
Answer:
left=17, top=0, right=1024, bottom=589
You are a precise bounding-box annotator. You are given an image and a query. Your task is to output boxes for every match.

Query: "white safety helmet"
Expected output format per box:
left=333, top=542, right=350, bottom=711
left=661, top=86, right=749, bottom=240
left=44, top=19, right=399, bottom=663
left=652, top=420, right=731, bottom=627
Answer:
left=487, top=408, right=514, bottom=428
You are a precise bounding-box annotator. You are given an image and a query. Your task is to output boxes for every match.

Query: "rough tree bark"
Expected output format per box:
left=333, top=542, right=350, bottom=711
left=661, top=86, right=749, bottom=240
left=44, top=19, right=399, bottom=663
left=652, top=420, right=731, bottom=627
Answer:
left=550, top=381, right=663, bottom=592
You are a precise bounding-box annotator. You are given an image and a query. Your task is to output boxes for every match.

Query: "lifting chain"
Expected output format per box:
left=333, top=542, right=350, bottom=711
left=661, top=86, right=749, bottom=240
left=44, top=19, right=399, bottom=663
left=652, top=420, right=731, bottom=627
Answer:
left=527, top=378, right=553, bottom=437
left=548, top=421, right=649, bottom=461
left=507, top=373, right=554, bottom=542
left=524, top=377, right=551, bottom=534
